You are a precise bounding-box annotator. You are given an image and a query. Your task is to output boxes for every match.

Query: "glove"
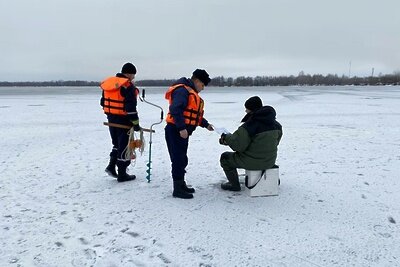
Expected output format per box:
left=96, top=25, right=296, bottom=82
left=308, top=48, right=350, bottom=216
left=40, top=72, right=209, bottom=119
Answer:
left=219, top=133, right=227, bottom=145
left=131, top=120, right=140, bottom=131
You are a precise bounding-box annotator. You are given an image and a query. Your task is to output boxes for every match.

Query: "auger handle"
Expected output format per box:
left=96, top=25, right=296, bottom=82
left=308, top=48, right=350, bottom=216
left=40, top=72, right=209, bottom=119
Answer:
left=103, top=122, right=155, bottom=133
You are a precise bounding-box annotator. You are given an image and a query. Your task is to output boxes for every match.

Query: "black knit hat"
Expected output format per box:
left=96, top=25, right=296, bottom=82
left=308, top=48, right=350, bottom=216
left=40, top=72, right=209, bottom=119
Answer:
left=121, top=62, right=137, bottom=74
left=245, top=96, right=263, bottom=112
left=192, top=69, right=211, bottom=86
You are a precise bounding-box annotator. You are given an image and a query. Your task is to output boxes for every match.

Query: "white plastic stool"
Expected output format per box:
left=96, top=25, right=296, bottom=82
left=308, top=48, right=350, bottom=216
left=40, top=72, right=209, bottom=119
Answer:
left=245, top=166, right=279, bottom=197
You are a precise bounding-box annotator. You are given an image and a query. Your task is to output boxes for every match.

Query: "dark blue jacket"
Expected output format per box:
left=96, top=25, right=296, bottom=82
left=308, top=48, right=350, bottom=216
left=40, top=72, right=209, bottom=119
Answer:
left=168, top=77, right=209, bottom=135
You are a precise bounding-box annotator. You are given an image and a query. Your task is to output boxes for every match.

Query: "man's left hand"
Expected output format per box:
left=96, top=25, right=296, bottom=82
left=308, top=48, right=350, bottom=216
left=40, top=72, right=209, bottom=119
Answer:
left=207, top=124, right=214, bottom=131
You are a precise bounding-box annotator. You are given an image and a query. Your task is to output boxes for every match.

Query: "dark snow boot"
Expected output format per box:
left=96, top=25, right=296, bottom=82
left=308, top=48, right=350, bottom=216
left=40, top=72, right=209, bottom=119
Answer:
left=221, top=169, right=241, bottom=191
left=173, top=180, right=193, bottom=199
left=117, top=163, right=136, bottom=183
left=221, top=182, right=241, bottom=191
left=182, top=181, right=195, bottom=193
left=105, top=157, right=118, bottom=178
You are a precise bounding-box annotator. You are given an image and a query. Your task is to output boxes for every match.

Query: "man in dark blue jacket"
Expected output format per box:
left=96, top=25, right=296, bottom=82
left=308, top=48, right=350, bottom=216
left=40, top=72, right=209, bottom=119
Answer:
left=100, top=63, right=140, bottom=182
left=165, top=69, right=214, bottom=199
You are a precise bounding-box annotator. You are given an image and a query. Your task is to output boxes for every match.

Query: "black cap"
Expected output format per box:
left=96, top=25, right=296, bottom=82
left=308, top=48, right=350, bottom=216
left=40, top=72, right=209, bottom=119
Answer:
left=121, top=62, right=137, bottom=74
left=245, top=96, right=263, bottom=112
left=192, top=69, right=211, bottom=86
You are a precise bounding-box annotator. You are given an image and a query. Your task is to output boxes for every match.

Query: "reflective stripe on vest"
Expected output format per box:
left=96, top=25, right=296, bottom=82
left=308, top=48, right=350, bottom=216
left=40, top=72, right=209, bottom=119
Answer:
left=165, top=84, right=204, bottom=126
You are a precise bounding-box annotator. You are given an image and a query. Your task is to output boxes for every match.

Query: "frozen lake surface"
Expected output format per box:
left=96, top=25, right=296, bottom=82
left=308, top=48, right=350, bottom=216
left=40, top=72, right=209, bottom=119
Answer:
left=1, top=86, right=399, bottom=266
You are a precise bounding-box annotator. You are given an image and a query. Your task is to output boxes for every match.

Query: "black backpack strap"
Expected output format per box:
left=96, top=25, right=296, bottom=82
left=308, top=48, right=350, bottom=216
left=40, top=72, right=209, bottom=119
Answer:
left=245, top=170, right=266, bottom=189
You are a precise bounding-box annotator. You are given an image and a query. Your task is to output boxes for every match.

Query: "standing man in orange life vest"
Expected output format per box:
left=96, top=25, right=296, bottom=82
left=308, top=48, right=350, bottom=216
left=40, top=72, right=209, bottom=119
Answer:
left=100, top=62, right=140, bottom=182
left=165, top=69, right=214, bottom=199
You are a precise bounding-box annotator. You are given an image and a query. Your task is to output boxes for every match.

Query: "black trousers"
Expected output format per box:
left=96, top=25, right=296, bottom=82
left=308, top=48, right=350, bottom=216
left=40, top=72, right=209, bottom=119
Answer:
left=165, top=123, right=189, bottom=181
left=107, top=114, right=131, bottom=168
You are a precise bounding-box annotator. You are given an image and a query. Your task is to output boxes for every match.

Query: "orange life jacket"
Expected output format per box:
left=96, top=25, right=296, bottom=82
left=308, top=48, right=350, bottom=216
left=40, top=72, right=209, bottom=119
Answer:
left=165, top=84, right=204, bottom=126
left=100, top=76, right=138, bottom=115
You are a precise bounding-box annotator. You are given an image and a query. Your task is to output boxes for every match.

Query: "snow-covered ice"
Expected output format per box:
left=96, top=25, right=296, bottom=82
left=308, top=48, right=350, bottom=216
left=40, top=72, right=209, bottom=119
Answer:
left=1, top=86, right=399, bottom=266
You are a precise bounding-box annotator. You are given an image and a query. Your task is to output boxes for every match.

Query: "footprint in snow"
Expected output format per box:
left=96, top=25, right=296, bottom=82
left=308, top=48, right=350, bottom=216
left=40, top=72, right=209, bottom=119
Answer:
left=157, top=253, right=171, bottom=264
left=126, top=231, right=140, bottom=238
left=188, top=246, right=204, bottom=253
left=78, top=237, right=89, bottom=245
left=134, top=245, right=146, bottom=254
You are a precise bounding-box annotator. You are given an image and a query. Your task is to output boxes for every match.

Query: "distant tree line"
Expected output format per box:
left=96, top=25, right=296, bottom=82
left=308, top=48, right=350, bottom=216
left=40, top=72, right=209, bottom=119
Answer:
left=135, top=79, right=175, bottom=86
left=209, top=72, right=400, bottom=86
left=0, top=80, right=99, bottom=87
left=1, top=72, right=399, bottom=87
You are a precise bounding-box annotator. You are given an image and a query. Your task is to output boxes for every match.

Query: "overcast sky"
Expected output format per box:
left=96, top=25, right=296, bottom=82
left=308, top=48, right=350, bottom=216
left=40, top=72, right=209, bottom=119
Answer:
left=1, top=0, right=399, bottom=81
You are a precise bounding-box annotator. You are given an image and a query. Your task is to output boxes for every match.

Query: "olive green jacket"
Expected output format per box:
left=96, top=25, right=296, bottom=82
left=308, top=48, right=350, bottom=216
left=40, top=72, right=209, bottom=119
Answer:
left=224, top=106, right=282, bottom=170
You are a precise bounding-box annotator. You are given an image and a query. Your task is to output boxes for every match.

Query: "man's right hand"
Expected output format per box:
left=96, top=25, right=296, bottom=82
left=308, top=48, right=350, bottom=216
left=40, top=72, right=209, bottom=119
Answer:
left=133, top=124, right=141, bottom=131
left=131, top=120, right=140, bottom=131
left=219, top=133, right=228, bottom=145
left=179, top=129, right=188, bottom=139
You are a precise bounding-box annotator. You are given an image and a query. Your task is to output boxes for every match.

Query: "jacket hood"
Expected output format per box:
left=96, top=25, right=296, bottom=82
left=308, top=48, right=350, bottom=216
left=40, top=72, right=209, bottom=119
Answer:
left=241, top=106, right=281, bottom=137
left=172, top=77, right=195, bottom=90
left=241, top=106, right=276, bottom=123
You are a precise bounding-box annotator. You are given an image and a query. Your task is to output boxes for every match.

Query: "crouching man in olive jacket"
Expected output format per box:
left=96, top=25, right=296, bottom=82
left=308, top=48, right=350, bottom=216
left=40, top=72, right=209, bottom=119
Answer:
left=219, top=96, right=283, bottom=191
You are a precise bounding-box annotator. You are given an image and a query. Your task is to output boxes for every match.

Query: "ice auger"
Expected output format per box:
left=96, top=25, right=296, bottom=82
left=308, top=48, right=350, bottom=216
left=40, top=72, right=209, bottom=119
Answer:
left=140, top=89, right=164, bottom=182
